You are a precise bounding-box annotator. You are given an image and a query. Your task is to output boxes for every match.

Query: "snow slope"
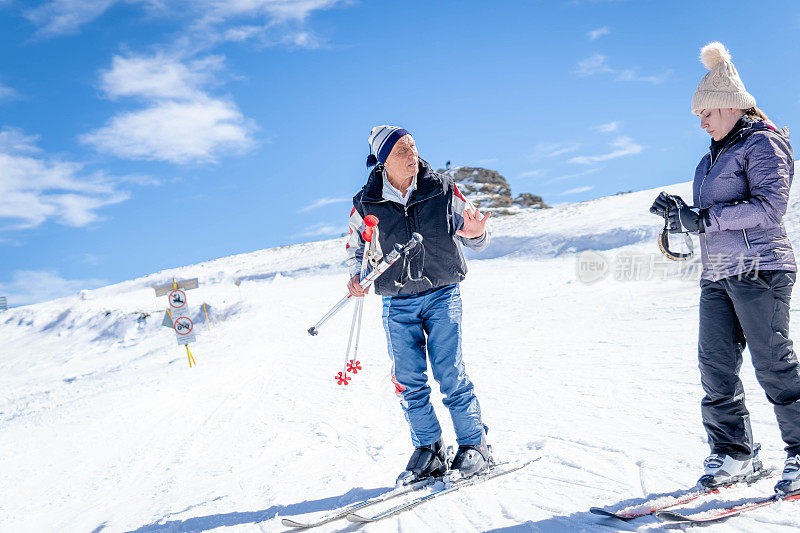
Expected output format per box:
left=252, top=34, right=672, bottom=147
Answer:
left=4, top=181, right=800, bottom=532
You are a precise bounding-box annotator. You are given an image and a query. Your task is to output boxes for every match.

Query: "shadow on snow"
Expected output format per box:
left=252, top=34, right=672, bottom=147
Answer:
left=123, top=485, right=393, bottom=533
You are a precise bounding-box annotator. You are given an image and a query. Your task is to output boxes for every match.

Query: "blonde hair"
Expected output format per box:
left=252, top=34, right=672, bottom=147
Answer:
left=744, top=107, right=769, bottom=121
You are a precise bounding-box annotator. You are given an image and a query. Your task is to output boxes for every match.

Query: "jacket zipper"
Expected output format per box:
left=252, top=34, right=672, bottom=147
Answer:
left=699, top=143, right=735, bottom=273
left=742, top=228, right=751, bottom=249
left=403, top=205, right=412, bottom=242
left=699, top=150, right=717, bottom=272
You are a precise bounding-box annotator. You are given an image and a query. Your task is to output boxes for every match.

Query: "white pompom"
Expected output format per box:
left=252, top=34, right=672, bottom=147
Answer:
left=700, top=42, right=731, bottom=70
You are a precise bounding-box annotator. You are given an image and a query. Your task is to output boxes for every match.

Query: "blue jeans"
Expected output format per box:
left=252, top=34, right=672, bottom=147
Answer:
left=382, top=284, right=484, bottom=446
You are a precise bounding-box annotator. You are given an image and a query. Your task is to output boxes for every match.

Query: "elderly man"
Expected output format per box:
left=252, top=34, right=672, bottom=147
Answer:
left=346, top=125, right=492, bottom=483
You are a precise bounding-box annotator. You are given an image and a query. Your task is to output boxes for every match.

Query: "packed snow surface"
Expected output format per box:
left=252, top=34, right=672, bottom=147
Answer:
left=5, top=181, right=800, bottom=532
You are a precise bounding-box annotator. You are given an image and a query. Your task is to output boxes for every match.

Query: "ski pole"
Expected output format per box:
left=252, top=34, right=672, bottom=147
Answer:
left=341, top=216, right=378, bottom=377
left=342, top=297, right=363, bottom=378
left=308, top=232, right=423, bottom=336
left=314, top=215, right=377, bottom=341
left=350, top=297, right=364, bottom=365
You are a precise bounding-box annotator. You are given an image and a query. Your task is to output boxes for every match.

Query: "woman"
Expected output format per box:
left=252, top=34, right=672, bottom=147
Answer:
left=650, top=42, right=800, bottom=495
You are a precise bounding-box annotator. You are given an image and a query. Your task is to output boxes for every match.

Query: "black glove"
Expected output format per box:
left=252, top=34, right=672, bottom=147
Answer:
left=649, top=191, right=673, bottom=218
left=650, top=192, right=707, bottom=234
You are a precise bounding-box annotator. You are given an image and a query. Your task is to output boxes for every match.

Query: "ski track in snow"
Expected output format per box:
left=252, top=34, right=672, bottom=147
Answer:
left=3, top=182, right=800, bottom=531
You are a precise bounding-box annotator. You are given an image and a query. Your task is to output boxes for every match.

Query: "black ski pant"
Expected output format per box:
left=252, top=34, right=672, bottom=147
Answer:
left=699, top=270, right=800, bottom=459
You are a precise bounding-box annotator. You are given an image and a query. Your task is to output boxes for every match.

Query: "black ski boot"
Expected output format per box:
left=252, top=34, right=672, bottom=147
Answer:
left=450, top=443, right=491, bottom=479
left=396, top=438, right=447, bottom=485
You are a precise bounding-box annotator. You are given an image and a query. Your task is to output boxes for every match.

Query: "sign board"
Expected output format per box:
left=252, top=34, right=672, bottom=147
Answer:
left=168, top=289, right=187, bottom=310
left=161, top=308, right=196, bottom=343
left=174, top=315, right=193, bottom=335
left=0, top=297, right=6, bottom=311
left=153, top=278, right=199, bottom=297
left=173, top=315, right=196, bottom=344
left=154, top=277, right=199, bottom=346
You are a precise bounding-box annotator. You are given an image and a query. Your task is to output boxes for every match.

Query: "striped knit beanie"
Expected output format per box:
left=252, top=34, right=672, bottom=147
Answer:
left=366, top=125, right=410, bottom=167
left=691, top=42, right=756, bottom=114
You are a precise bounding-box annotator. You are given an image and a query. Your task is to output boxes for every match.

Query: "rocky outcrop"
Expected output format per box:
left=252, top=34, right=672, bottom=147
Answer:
left=514, top=192, right=547, bottom=208
left=437, top=166, right=549, bottom=215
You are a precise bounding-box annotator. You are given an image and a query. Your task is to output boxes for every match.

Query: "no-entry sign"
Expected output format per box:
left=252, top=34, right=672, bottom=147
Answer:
left=173, top=314, right=196, bottom=345
left=169, top=289, right=187, bottom=310
left=173, top=316, right=193, bottom=335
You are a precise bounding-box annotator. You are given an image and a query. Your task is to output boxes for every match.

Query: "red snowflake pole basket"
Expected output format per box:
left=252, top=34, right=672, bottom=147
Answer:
left=347, top=360, right=362, bottom=374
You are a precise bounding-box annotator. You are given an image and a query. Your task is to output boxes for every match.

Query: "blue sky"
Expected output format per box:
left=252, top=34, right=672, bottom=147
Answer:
left=1, top=0, right=799, bottom=305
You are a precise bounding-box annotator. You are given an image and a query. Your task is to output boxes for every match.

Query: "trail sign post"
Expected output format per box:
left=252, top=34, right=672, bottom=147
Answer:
left=154, top=278, right=199, bottom=366
left=154, top=278, right=198, bottom=296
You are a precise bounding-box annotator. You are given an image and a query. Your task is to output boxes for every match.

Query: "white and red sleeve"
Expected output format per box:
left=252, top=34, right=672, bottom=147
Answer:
left=451, top=183, right=491, bottom=251
left=345, top=205, right=366, bottom=277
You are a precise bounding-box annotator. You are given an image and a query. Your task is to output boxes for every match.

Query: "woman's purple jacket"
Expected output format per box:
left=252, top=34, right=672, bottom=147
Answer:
left=693, top=119, right=796, bottom=281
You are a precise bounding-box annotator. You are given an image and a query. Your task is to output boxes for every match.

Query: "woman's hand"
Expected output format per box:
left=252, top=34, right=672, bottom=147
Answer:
left=650, top=192, right=705, bottom=233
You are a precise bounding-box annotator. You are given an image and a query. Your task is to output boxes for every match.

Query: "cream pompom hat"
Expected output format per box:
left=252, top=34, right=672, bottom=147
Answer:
left=691, top=42, right=756, bottom=114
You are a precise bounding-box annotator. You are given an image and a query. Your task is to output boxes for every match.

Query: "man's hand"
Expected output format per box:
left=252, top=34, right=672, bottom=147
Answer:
left=348, top=274, right=370, bottom=297
left=456, top=207, right=491, bottom=239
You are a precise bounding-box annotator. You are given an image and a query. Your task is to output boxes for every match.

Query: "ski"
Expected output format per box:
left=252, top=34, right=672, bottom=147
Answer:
left=589, top=467, right=776, bottom=520
left=656, top=491, right=800, bottom=524
left=280, top=477, right=435, bottom=528
left=345, top=458, right=538, bottom=523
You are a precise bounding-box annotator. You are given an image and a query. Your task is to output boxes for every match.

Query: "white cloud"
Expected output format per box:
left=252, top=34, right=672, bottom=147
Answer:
left=531, top=142, right=581, bottom=160
left=82, top=53, right=256, bottom=164
left=297, top=197, right=349, bottom=213
left=575, top=54, right=614, bottom=76
left=544, top=168, right=599, bottom=184
left=575, top=53, right=671, bottom=84
left=594, top=121, right=620, bottom=133
left=476, top=158, right=499, bottom=166
left=192, top=0, right=342, bottom=21
left=0, top=81, right=17, bottom=100
left=82, top=96, right=255, bottom=164
left=24, top=0, right=346, bottom=49
left=559, top=185, right=595, bottom=196
left=569, top=136, right=643, bottom=164
left=518, top=170, right=544, bottom=178
left=100, top=53, right=224, bottom=101
left=615, top=68, right=672, bottom=84
left=82, top=253, right=101, bottom=265
left=24, top=0, right=117, bottom=38
left=0, top=269, right=107, bottom=306
left=588, top=26, right=610, bottom=40
left=295, top=221, right=344, bottom=238
left=0, top=127, right=138, bottom=231
left=0, top=128, right=41, bottom=153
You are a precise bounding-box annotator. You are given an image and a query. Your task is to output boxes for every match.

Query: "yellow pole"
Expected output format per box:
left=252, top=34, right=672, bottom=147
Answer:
left=203, top=303, right=211, bottom=331
left=185, top=345, right=196, bottom=367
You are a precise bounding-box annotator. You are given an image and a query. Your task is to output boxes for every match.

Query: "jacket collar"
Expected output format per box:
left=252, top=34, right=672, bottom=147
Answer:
left=362, top=158, right=443, bottom=205
left=715, top=116, right=788, bottom=151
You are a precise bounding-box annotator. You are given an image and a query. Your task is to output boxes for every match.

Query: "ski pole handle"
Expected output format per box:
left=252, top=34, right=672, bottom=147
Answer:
left=360, top=215, right=378, bottom=280
left=362, top=214, right=378, bottom=243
